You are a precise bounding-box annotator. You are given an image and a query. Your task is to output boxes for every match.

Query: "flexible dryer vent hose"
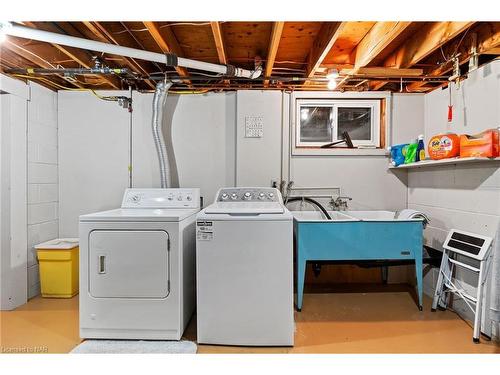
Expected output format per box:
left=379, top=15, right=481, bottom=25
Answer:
left=152, top=80, right=172, bottom=188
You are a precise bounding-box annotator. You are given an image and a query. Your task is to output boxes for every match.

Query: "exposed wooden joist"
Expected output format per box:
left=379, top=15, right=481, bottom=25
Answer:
left=352, top=22, right=412, bottom=68
left=82, top=21, right=156, bottom=89
left=143, top=21, right=190, bottom=81
left=264, top=22, right=285, bottom=86
left=210, top=22, right=227, bottom=65
left=318, top=63, right=354, bottom=70
left=387, top=22, right=474, bottom=69
left=340, top=67, right=423, bottom=77
left=336, top=22, right=411, bottom=90
left=209, top=21, right=229, bottom=87
left=305, top=22, right=346, bottom=78
left=407, top=22, right=500, bottom=92
left=371, top=22, right=474, bottom=91
left=486, top=47, right=500, bottom=54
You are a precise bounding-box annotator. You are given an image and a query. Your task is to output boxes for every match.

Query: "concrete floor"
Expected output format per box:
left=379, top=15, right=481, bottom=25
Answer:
left=1, top=284, right=499, bottom=354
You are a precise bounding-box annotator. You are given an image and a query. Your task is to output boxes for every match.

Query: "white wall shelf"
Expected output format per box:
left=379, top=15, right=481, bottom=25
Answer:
left=389, top=157, right=500, bottom=170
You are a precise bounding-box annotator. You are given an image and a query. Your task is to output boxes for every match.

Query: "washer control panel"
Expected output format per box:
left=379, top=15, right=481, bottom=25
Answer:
left=215, top=188, right=281, bottom=203
left=122, top=188, right=200, bottom=208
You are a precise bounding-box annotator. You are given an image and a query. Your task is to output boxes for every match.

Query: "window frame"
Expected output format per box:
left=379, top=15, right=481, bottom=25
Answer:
left=295, top=98, right=381, bottom=148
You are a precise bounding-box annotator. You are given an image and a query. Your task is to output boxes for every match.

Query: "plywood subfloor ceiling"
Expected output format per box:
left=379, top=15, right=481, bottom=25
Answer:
left=1, top=21, right=499, bottom=92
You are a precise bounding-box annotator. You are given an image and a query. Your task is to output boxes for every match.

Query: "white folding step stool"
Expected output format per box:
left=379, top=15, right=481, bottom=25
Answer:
left=432, top=229, right=493, bottom=343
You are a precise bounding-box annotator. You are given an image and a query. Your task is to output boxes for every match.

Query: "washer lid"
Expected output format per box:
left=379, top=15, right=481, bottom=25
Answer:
left=204, top=202, right=284, bottom=215
left=80, top=208, right=199, bottom=222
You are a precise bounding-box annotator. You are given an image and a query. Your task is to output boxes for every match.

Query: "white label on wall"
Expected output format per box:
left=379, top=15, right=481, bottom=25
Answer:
left=245, top=115, right=263, bottom=138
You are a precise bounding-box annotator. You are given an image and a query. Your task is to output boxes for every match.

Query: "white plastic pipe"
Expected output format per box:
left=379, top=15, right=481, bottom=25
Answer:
left=1, top=23, right=260, bottom=79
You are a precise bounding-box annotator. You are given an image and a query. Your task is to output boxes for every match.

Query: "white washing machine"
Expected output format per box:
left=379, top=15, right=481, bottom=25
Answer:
left=79, top=188, right=200, bottom=340
left=196, top=187, right=294, bottom=346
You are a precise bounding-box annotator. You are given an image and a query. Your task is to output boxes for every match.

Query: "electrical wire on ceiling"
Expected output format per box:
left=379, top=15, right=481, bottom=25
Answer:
left=439, top=25, right=473, bottom=64
left=112, top=22, right=217, bottom=35
left=12, top=74, right=127, bottom=101
left=160, top=22, right=214, bottom=28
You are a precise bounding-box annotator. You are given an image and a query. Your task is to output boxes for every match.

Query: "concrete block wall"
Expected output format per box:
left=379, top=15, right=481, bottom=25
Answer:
left=26, top=82, right=59, bottom=298
left=413, top=61, right=500, bottom=337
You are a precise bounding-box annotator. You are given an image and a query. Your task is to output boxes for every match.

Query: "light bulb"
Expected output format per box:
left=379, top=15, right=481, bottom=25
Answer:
left=326, top=69, right=339, bottom=80
left=327, top=79, right=337, bottom=90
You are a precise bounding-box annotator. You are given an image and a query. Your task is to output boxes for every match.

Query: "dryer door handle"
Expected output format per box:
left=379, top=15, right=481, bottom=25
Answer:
left=98, top=255, right=106, bottom=274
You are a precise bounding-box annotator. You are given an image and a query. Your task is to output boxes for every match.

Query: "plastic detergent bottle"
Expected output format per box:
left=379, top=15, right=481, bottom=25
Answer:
left=404, top=140, right=418, bottom=164
left=387, top=144, right=408, bottom=166
left=416, top=134, right=425, bottom=162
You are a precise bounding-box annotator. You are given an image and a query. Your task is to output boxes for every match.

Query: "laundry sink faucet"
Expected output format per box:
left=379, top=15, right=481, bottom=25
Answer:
left=331, top=196, right=352, bottom=211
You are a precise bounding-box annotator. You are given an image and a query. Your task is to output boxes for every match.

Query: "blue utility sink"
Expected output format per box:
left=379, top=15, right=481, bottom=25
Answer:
left=292, top=210, right=423, bottom=311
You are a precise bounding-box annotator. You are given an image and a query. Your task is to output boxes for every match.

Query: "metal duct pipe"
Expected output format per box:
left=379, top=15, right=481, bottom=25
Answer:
left=152, top=80, right=172, bottom=188
left=1, top=23, right=261, bottom=79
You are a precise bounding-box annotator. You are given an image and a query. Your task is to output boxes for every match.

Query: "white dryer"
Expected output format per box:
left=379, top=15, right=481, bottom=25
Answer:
left=196, top=187, right=294, bottom=346
left=79, top=188, right=200, bottom=340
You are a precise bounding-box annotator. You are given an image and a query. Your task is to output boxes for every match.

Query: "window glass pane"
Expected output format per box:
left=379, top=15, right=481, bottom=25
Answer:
left=337, top=107, right=371, bottom=140
left=299, top=106, right=333, bottom=143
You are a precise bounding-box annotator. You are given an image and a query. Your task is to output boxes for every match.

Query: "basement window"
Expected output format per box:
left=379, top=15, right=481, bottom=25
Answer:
left=295, top=99, right=381, bottom=149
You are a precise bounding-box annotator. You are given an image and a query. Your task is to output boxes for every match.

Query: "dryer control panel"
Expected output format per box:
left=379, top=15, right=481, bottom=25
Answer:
left=121, top=188, right=200, bottom=209
left=215, top=187, right=282, bottom=204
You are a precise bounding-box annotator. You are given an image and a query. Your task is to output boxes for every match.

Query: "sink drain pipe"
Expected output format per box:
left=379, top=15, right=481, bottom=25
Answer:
left=152, top=80, right=172, bottom=188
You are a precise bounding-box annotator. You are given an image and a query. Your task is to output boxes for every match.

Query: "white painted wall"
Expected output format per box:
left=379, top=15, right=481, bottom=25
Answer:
left=0, top=76, right=28, bottom=309
left=58, top=90, right=129, bottom=237
left=59, top=91, right=237, bottom=237
left=236, top=91, right=282, bottom=187
left=411, top=60, right=500, bottom=337
left=131, top=91, right=236, bottom=202
left=26, top=82, right=59, bottom=298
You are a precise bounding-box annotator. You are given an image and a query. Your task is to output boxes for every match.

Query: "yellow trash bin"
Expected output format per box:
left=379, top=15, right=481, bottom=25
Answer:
left=35, top=239, right=79, bottom=298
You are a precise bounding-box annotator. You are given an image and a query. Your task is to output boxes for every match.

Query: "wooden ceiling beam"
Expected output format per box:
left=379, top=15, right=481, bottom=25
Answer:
left=305, top=22, right=346, bottom=78
left=210, top=22, right=227, bottom=65
left=210, top=21, right=229, bottom=87
left=82, top=21, right=156, bottom=89
left=485, top=47, right=500, bottom=54
left=340, top=67, right=423, bottom=77
left=407, top=22, right=500, bottom=92
left=336, top=22, right=411, bottom=90
left=352, top=22, right=412, bottom=68
left=372, top=22, right=473, bottom=91
left=385, top=22, right=474, bottom=69
left=264, top=22, right=285, bottom=86
left=143, top=21, right=190, bottom=82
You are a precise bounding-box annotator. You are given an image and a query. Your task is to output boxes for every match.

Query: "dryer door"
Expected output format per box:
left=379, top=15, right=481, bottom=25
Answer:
left=89, top=230, right=170, bottom=298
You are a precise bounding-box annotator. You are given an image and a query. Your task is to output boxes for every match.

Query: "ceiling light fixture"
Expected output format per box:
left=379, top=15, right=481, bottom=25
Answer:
left=326, top=69, right=339, bottom=80
left=327, top=79, right=337, bottom=90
